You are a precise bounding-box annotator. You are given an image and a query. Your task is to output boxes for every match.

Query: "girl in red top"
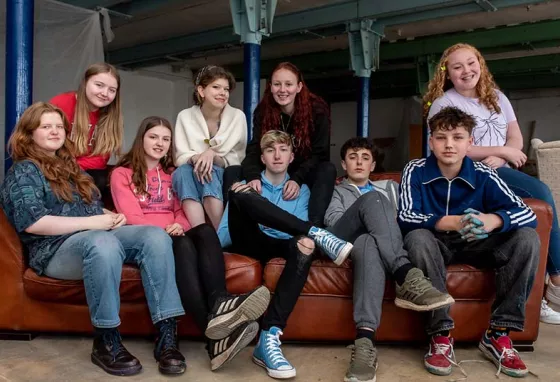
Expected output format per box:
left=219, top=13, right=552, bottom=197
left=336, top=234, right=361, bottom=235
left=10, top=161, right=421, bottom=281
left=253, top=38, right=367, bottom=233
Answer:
left=50, top=63, right=123, bottom=199
left=111, top=116, right=270, bottom=371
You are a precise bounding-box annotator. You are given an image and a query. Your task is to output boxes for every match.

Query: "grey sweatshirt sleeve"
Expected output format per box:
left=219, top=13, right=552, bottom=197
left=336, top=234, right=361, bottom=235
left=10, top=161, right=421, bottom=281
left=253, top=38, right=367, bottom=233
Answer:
left=324, top=188, right=345, bottom=227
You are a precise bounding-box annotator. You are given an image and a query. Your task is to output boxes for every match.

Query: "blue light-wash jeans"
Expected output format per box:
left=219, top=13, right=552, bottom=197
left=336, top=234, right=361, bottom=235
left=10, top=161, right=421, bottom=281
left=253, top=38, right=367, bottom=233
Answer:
left=173, top=163, right=224, bottom=203
left=404, top=227, right=539, bottom=335
left=497, top=167, right=560, bottom=276
left=44, top=226, right=185, bottom=328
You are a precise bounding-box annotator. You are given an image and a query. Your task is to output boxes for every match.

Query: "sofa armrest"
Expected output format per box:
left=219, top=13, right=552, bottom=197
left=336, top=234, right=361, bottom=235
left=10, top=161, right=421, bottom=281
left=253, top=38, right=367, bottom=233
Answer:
left=0, top=208, right=26, bottom=330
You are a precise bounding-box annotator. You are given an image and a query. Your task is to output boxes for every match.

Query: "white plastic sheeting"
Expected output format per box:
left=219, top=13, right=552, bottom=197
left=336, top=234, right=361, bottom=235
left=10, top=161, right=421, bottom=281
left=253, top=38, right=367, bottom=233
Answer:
left=0, top=0, right=104, bottom=179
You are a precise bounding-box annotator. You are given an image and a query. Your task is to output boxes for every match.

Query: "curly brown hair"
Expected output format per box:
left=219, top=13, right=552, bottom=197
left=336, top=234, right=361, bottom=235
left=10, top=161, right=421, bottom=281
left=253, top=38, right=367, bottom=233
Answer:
left=113, top=116, right=175, bottom=198
left=193, top=65, right=236, bottom=106
left=8, top=102, right=98, bottom=203
left=423, top=43, right=500, bottom=118
left=428, top=106, right=476, bottom=135
left=255, top=62, right=330, bottom=158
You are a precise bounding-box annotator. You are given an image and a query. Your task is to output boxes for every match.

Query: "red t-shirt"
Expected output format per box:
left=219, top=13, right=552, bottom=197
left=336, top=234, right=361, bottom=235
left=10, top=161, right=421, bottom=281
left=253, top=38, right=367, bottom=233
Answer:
left=49, top=92, right=110, bottom=170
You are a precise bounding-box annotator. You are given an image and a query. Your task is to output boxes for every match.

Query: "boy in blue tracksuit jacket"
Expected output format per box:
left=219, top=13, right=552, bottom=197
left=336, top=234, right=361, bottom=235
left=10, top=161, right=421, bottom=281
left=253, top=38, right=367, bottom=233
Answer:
left=398, top=106, right=539, bottom=379
left=217, top=130, right=352, bottom=379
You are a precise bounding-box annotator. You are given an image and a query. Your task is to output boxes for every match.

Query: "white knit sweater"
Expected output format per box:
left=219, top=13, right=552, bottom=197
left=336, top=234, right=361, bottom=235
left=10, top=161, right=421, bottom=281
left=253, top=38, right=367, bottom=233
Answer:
left=174, top=104, right=247, bottom=167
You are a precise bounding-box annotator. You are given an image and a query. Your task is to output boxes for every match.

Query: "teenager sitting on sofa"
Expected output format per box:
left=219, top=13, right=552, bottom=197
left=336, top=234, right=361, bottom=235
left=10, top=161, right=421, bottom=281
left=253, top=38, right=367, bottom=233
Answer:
left=324, top=137, right=454, bottom=382
left=0, top=102, right=186, bottom=376
left=398, top=106, right=539, bottom=378
left=217, top=130, right=353, bottom=379
left=110, top=116, right=270, bottom=372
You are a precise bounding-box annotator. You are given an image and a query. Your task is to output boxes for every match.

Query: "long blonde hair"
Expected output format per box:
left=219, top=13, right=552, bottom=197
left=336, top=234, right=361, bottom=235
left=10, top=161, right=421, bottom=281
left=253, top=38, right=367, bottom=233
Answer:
left=74, top=63, right=123, bottom=157
left=423, top=43, right=500, bottom=117
left=8, top=102, right=98, bottom=203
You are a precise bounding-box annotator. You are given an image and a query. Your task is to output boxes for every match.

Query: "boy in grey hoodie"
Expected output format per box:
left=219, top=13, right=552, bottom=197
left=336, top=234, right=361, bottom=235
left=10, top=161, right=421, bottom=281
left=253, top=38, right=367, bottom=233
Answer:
left=325, top=138, right=453, bottom=382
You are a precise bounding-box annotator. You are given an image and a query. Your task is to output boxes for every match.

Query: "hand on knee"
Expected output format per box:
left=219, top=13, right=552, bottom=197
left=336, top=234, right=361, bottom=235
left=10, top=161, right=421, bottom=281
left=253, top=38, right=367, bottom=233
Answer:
left=297, top=237, right=315, bottom=255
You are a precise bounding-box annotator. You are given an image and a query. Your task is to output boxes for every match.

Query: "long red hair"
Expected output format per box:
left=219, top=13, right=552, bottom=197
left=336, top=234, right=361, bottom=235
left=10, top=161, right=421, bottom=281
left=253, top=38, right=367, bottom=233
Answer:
left=255, top=62, right=330, bottom=157
left=8, top=102, right=98, bottom=203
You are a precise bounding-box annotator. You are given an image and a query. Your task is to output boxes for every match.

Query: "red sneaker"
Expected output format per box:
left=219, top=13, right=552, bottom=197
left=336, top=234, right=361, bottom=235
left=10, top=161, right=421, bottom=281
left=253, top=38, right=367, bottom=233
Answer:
left=424, top=335, right=455, bottom=376
left=478, top=332, right=528, bottom=377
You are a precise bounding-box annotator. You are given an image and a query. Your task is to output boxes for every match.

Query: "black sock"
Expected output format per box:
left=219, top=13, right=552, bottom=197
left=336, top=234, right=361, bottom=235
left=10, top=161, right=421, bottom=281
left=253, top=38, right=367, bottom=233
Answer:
left=394, top=263, right=415, bottom=286
left=94, top=326, right=118, bottom=338
left=434, top=330, right=450, bottom=337
left=488, top=327, right=510, bottom=340
left=356, top=328, right=376, bottom=344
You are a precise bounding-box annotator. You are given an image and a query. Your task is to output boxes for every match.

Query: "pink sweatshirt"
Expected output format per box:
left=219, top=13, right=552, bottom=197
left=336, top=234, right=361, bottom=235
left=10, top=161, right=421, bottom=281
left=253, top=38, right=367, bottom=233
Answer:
left=111, top=165, right=191, bottom=231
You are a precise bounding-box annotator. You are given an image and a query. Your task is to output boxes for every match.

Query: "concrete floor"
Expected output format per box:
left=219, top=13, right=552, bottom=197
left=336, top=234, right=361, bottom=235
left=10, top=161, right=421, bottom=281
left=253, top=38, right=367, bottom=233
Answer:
left=1, top=324, right=558, bottom=382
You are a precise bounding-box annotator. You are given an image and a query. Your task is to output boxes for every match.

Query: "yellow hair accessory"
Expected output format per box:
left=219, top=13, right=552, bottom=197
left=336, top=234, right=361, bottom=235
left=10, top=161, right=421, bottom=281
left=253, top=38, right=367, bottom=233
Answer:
left=440, top=66, right=446, bottom=71
left=427, top=101, right=432, bottom=106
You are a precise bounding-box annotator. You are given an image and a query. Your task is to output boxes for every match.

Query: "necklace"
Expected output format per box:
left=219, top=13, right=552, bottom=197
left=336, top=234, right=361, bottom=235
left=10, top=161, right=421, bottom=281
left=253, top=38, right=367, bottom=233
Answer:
left=280, top=113, right=292, bottom=132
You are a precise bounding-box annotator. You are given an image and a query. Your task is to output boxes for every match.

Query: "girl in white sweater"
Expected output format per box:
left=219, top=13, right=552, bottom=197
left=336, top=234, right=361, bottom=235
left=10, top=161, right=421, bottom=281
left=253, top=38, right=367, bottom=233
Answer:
left=172, top=66, right=247, bottom=228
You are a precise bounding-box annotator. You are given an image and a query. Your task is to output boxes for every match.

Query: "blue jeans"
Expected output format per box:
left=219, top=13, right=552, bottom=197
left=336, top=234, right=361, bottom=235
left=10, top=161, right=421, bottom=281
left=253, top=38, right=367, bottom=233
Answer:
left=44, top=226, right=185, bottom=328
left=173, top=163, right=224, bottom=203
left=497, top=167, right=560, bottom=276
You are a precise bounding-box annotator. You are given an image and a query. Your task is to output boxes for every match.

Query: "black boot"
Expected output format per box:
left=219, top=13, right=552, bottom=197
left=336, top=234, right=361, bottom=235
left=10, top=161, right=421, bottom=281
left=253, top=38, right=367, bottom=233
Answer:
left=91, top=328, right=142, bottom=376
left=154, top=318, right=186, bottom=375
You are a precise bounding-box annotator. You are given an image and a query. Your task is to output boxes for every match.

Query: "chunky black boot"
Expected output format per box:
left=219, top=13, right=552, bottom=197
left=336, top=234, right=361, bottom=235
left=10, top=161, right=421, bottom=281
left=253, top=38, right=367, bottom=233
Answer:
left=154, top=318, right=186, bottom=375
left=91, top=328, right=142, bottom=376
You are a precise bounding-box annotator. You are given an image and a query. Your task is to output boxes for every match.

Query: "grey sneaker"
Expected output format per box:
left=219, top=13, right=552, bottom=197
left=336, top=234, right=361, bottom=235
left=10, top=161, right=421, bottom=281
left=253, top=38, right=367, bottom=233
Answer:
left=344, top=338, right=378, bottom=382
left=394, top=268, right=455, bottom=311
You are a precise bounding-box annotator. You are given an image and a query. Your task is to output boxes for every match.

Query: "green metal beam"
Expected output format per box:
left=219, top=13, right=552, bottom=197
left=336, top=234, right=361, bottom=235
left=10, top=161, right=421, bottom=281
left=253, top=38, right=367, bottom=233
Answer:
left=108, top=0, right=547, bottom=66
left=382, top=19, right=560, bottom=60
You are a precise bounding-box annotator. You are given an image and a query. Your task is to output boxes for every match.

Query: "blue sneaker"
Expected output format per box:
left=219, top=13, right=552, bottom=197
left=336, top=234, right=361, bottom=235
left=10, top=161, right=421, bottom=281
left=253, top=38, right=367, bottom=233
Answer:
left=308, top=226, right=353, bottom=265
left=252, top=327, right=296, bottom=379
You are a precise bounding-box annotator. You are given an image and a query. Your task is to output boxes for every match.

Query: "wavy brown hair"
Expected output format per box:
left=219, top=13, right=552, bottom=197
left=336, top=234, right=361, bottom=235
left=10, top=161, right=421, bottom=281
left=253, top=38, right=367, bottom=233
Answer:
left=8, top=102, right=98, bottom=203
left=423, top=43, right=500, bottom=117
left=113, top=116, right=174, bottom=198
left=74, top=63, right=123, bottom=157
left=255, top=62, right=330, bottom=157
left=193, top=65, right=236, bottom=105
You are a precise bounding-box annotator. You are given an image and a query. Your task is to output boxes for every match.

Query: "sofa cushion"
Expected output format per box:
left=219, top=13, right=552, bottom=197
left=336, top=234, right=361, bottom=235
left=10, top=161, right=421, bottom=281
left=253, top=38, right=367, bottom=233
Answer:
left=264, top=258, right=495, bottom=300
left=24, top=253, right=263, bottom=304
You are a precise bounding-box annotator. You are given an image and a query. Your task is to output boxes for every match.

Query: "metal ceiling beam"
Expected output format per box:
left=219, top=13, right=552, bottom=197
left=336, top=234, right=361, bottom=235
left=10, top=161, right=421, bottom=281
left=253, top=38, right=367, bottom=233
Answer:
left=60, top=0, right=126, bottom=9
left=108, top=0, right=547, bottom=66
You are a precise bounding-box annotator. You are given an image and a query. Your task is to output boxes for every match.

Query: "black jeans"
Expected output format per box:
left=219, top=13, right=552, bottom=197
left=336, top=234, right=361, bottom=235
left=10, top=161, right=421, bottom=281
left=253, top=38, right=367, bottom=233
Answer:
left=404, top=227, right=540, bottom=335
left=228, top=188, right=314, bottom=330
left=222, top=161, right=336, bottom=227
left=86, top=169, right=111, bottom=208
left=172, top=224, right=228, bottom=332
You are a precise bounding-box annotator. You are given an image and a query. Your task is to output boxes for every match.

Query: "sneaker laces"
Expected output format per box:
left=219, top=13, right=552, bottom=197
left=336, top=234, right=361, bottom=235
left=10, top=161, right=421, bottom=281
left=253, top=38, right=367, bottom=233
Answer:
left=407, top=275, right=433, bottom=295
left=313, top=230, right=343, bottom=255
left=350, top=343, right=376, bottom=368
left=430, top=340, right=471, bottom=381
left=494, top=337, right=521, bottom=378
left=265, top=330, right=290, bottom=367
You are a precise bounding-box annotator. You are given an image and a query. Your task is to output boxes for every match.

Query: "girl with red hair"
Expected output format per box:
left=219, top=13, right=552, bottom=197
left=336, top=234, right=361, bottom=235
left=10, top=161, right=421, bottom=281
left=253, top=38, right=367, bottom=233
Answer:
left=224, top=62, right=336, bottom=227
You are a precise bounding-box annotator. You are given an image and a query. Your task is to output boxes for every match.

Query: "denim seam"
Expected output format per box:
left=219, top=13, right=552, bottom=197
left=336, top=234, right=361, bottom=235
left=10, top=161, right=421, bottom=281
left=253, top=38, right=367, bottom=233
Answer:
left=179, top=194, right=202, bottom=203
left=426, top=323, right=455, bottom=336
left=137, top=255, right=163, bottom=323
left=489, top=320, right=524, bottom=332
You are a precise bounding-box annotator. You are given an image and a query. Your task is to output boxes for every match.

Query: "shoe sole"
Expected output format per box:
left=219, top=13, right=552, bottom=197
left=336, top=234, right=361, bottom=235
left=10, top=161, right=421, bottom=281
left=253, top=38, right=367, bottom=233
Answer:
left=91, top=354, right=143, bottom=376
left=394, top=295, right=455, bottom=312
left=333, top=243, right=353, bottom=266
left=205, top=286, right=271, bottom=340
left=540, top=317, right=560, bottom=325
left=158, top=361, right=186, bottom=375
left=211, top=321, right=259, bottom=371
left=424, top=360, right=452, bottom=376
left=252, top=356, right=296, bottom=379
left=344, top=376, right=376, bottom=382
left=478, top=342, right=529, bottom=378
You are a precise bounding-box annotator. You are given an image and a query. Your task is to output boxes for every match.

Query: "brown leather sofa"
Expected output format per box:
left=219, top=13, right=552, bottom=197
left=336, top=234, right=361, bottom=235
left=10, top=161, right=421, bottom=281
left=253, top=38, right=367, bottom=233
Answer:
left=0, top=173, right=552, bottom=348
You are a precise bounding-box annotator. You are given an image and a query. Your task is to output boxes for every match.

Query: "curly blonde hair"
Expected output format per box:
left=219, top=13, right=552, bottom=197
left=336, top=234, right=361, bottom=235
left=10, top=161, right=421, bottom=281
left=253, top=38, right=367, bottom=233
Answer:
left=423, top=43, right=500, bottom=118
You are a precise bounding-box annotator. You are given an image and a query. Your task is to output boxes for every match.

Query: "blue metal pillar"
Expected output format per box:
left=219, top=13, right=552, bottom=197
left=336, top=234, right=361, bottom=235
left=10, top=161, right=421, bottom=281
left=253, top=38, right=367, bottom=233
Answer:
left=348, top=20, right=384, bottom=138
left=243, top=43, right=261, bottom=140
left=5, top=0, right=34, bottom=173
left=357, top=76, right=370, bottom=137
left=230, top=0, right=277, bottom=141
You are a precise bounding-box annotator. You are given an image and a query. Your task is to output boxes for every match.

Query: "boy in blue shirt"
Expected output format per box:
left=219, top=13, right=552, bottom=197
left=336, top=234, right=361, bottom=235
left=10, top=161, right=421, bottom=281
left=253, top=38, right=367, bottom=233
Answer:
left=398, top=107, right=539, bottom=378
left=325, top=137, right=454, bottom=382
left=217, top=130, right=352, bottom=379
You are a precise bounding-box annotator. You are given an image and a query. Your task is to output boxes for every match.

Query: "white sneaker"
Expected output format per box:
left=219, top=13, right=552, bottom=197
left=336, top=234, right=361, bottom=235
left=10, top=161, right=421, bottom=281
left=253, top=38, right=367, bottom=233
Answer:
left=540, top=299, right=560, bottom=325
left=545, top=278, right=560, bottom=307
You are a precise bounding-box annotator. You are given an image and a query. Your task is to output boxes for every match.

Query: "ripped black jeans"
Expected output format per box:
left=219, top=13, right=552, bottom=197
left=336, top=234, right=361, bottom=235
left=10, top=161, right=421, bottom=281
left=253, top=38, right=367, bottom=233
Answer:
left=227, top=188, right=314, bottom=330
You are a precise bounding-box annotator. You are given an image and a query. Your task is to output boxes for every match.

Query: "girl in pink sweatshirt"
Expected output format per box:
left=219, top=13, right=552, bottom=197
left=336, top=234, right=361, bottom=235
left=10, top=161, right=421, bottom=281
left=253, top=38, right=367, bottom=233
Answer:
left=110, top=116, right=270, bottom=371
